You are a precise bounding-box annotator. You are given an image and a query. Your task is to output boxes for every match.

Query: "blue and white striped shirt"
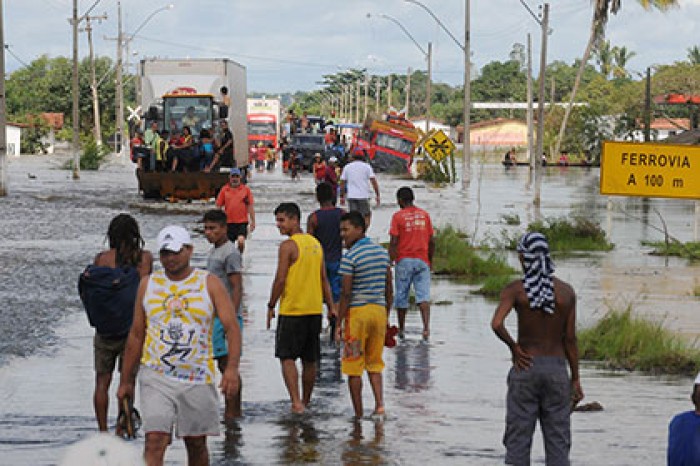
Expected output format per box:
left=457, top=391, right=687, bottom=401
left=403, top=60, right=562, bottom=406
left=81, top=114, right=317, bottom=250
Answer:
left=339, top=237, right=389, bottom=307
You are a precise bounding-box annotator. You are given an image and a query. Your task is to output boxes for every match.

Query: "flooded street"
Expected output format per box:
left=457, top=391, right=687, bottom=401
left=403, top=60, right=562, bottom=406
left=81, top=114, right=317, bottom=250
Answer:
left=0, top=155, right=698, bottom=465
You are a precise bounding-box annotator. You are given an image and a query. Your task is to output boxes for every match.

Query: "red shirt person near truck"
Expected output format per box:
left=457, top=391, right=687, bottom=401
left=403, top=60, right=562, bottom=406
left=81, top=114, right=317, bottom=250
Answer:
left=216, top=168, right=256, bottom=253
left=388, top=186, right=435, bottom=341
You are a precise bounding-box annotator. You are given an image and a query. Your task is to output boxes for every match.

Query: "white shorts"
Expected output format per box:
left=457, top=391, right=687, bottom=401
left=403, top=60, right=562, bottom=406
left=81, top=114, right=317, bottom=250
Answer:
left=139, top=366, right=220, bottom=438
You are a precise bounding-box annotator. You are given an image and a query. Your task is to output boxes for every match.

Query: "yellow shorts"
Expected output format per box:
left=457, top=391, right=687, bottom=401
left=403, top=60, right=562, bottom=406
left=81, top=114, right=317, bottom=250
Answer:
left=341, top=303, right=387, bottom=376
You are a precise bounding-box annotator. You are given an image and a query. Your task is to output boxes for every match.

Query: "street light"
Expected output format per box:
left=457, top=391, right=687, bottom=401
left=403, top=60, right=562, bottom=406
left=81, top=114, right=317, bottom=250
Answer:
left=404, top=0, right=470, bottom=189
left=367, top=12, right=432, bottom=133
left=116, top=2, right=174, bottom=161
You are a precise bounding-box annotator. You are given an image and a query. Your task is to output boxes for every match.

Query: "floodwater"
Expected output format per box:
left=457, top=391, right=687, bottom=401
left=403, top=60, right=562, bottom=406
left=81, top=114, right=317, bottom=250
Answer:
left=1, top=155, right=699, bottom=465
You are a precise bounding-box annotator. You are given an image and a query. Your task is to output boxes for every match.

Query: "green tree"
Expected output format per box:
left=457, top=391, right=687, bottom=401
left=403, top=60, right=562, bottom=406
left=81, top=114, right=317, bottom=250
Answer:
left=593, top=39, right=614, bottom=78
left=5, top=55, right=133, bottom=142
left=687, top=45, right=700, bottom=65
left=612, top=46, right=637, bottom=79
left=554, top=0, right=679, bottom=157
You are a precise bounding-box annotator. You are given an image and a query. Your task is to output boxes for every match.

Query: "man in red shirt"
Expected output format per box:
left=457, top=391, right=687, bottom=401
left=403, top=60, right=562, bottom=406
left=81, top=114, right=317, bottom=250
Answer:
left=216, top=168, right=256, bottom=253
left=388, top=187, right=435, bottom=340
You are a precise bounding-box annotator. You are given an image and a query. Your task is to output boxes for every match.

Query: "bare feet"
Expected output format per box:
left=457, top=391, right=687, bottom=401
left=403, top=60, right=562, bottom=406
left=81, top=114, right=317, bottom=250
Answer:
left=291, top=403, right=305, bottom=414
left=422, top=329, right=430, bottom=341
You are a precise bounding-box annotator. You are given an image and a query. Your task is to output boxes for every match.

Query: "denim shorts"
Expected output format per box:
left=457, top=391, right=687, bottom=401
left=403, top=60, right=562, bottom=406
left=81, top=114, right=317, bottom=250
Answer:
left=394, top=258, right=431, bottom=308
left=325, top=260, right=341, bottom=303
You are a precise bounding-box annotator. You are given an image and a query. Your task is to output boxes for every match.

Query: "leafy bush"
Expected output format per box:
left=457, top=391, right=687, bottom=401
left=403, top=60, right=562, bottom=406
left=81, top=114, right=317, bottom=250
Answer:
left=506, top=216, right=613, bottom=252
left=433, top=226, right=517, bottom=281
left=63, top=136, right=110, bottom=170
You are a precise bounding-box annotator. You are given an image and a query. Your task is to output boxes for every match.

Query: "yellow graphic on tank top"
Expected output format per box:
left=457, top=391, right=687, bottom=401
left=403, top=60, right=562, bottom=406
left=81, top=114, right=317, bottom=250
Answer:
left=141, top=270, right=215, bottom=384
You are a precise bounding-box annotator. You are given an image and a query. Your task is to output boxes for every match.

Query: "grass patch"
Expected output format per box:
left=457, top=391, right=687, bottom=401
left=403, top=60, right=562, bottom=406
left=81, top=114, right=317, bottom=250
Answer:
left=506, top=216, right=613, bottom=252
left=472, top=274, right=516, bottom=298
left=642, top=240, right=700, bottom=261
left=501, top=213, right=521, bottom=226
left=433, top=226, right=517, bottom=282
left=578, top=306, right=700, bottom=375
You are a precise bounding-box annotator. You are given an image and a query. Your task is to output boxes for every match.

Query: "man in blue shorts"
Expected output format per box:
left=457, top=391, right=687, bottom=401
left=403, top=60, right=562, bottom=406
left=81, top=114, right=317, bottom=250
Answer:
left=204, top=210, right=244, bottom=420
left=307, top=182, right=344, bottom=340
left=389, top=187, right=434, bottom=340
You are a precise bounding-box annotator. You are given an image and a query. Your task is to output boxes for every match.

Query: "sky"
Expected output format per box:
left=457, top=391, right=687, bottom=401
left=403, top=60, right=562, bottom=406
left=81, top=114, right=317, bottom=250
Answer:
left=5, top=0, right=700, bottom=94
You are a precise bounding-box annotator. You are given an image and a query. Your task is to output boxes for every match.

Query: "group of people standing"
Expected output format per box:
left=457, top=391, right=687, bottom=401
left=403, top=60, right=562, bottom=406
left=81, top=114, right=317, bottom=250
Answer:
left=78, top=145, right=593, bottom=466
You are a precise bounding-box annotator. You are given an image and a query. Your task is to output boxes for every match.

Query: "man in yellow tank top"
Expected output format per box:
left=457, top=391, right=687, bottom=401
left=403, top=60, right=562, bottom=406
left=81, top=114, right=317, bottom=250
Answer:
left=266, top=203, right=335, bottom=414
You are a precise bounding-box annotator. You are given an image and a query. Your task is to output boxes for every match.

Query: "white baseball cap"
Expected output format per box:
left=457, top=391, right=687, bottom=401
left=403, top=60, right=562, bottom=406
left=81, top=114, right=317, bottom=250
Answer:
left=157, top=225, right=192, bottom=253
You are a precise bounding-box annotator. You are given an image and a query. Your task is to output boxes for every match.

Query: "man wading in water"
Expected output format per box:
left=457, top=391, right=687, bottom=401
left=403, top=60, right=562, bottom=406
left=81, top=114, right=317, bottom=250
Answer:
left=491, top=232, right=584, bottom=466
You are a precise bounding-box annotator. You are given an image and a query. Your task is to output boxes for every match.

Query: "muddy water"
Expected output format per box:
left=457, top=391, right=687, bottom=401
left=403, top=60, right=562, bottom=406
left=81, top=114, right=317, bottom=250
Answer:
left=0, top=156, right=697, bottom=465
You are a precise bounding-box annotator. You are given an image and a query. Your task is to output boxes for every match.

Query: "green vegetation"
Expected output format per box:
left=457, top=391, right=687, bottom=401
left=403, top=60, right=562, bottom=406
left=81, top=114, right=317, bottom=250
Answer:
left=63, top=136, right=110, bottom=170
left=643, top=240, right=700, bottom=261
left=578, top=306, right=700, bottom=375
left=501, top=213, right=521, bottom=226
left=472, top=274, right=516, bottom=298
left=507, top=217, right=613, bottom=252
left=433, top=226, right=517, bottom=282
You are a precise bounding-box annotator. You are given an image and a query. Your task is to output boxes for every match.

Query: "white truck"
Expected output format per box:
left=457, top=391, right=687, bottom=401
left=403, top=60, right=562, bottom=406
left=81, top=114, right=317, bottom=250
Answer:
left=136, top=58, right=248, bottom=199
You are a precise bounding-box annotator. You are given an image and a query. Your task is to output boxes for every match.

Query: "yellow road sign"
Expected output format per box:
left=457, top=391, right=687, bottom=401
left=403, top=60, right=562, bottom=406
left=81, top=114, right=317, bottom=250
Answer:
left=600, top=141, right=700, bottom=199
left=423, top=129, right=455, bottom=162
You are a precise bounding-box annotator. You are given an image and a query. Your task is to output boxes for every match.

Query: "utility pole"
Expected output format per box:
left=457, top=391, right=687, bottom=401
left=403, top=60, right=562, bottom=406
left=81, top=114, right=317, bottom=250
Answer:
left=405, top=67, right=411, bottom=119
left=527, top=33, right=534, bottom=169
left=363, top=73, right=369, bottom=120
left=83, top=14, right=107, bottom=146
left=534, top=3, right=549, bottom=206
left=0, top=0, right=7, bottom=196
left=375, top=76, right=381, bottom=114
left=425, top=42, right=432, bottom=133
left=644, top=67, right=651, bottom=142
left=355, top=80, right=361, bottom=123
left=387, top=74, right=393, bottom=110
left=463, top=0, right=471, bottom=189
left=71, top=0, right=80, bottom=179
left=116, top=2, right=125, bottom=161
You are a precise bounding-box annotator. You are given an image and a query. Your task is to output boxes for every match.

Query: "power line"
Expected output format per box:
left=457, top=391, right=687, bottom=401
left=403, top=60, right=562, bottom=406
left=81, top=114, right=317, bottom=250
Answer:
left=4, top=45, right=29, bottom=68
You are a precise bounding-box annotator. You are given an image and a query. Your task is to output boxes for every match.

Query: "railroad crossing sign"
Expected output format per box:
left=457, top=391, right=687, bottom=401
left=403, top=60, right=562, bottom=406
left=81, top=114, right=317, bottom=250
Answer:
left=422, top=129, right=455, bottom=162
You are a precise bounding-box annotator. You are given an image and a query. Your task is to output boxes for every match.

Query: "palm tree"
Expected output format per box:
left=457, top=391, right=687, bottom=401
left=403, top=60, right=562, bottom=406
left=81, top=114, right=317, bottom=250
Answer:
left=554, top=0, right=678, bottom=157
left=688, top=45, right=700, bottom=65
left=612, top=46, right=637, bottom=79
left=594, top=39, right=614, bottom=78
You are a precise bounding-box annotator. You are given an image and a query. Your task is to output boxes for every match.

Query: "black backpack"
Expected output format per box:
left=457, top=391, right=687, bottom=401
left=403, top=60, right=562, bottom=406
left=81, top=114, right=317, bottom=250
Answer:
left=78, top=265, right=140, bottom=338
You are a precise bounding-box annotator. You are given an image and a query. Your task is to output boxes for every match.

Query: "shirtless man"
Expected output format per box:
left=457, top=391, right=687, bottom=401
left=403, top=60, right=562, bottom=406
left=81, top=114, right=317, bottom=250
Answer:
left=491, top=232, right=584, bottom=466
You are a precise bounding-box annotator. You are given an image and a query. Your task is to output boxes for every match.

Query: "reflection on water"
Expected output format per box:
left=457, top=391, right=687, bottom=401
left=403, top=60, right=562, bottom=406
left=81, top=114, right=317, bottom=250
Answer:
left=394, top=341, right=432, bottom=392
left=341, top=419, right=385, bottom=466
left=276, top=416, right=320, bottom=464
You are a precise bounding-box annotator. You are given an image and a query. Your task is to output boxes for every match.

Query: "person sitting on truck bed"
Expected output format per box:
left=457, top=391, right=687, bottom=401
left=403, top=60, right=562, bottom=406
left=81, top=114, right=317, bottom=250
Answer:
left=200, top=129, right=215, bottom=171
left=208, top=120, right=234, bottom=173
left=171, top=126, right=197, bottom=172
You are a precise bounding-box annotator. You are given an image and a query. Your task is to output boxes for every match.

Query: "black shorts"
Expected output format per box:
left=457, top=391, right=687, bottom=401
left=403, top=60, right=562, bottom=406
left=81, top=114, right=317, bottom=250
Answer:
left=227, top=223, right=248, bottom=242
left=275, top=315, right=322, bottom=362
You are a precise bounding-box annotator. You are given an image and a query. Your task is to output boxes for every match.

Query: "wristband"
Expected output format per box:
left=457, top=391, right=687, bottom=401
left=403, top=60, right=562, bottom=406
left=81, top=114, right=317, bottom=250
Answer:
left=267, top=303, right=275, bottom=309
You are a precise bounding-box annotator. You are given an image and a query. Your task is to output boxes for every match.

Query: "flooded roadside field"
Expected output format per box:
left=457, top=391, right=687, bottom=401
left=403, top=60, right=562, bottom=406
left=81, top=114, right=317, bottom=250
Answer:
left=0, top=155, right=697, bottom=465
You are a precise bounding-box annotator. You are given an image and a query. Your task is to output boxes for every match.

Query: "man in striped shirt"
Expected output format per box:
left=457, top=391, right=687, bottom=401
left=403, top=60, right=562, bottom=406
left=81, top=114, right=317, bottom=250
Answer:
left=335, top=211, right=393, bottom=418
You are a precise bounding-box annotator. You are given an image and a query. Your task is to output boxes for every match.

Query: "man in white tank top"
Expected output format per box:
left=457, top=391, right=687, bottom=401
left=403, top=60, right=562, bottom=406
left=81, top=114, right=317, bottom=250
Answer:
left=117, top=225, right=241, bottom=465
